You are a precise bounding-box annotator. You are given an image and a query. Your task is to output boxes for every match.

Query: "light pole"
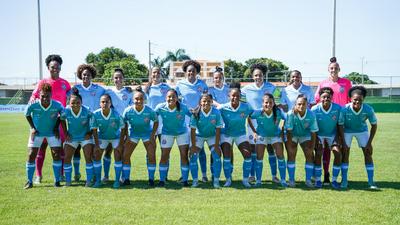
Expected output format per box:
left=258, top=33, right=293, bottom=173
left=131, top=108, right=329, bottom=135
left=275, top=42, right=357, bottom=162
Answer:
left=332, top=0, right=337, bottom=57
left=37, top=0, right=43, bottom=79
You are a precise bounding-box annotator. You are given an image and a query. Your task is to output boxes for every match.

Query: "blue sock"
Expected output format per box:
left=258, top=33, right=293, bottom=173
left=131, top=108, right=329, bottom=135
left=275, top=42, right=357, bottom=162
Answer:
left=255, top=159, right=263, bottom=182
left=287, top=161, right=296, bottom=182
left=93, top=160, right=102, bottom=182
left=250, top=153, right=257, bottom=177
left=223, top=158, right=232, bottom=179
left=268, top=154, right=277, bottom=178
left=85, top=163, right=93, bottom=183
left=52, top=160, right=62, bottom=182
left=148, top=163, right=156, bottom=181
left=365, top=163, right=374, bottom=185
left=159, top=163, right=168, bottom=182
left=122, top=164, right=131, bottom=181
left=211, top=150, right=222, bottom=179
left=278, top=159, right=286, bottom=182
left=63, top=163, right=72, bottom=183
left=26, top=162, right=35, bottom=183
left=73, top=156, right=80, bottom=176
left=341, top=163, right=349, bottom=183
left=166, top=160, right=170, bottom=179
left=114, top=161, right=122, bottom=182
left=305, top=163, right=314, bottom=182
left=332, top=165, right=341, bottom=182
left=314, top=165, right=322, bottom=182
left=198, top=148, right=207, bottom=177
left=103, top=156, right=111, bottom=178
left=190, top=153, right=199, bottom=181
left=243, top=158, right=252, bottom=179
left=181, top=163, right=189, bottom=182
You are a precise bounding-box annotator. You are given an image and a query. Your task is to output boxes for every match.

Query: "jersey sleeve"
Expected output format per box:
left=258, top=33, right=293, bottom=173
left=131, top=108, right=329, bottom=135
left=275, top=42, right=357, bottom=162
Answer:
left=122, top=108, right=129, bottom=123
left=60, top=108, right=67, bottom=120
left=367, top=105, right=377, bottom=125
left=189, top=115, right=197, bottom=129
left=150, top=109, right=158, bottom=122
left=338, top=107, right=346, bottom=126
left=215, top=110, right=223, bottom=128
left=280, top=88, right=288, bottom=106
left=309, top=113, right=319, bottom=133
left=285, top=112, right=294, bottom=130
left=250, top=110, right=261, bottom=119
left=314, top=84, right=321, bottom=104
left=90, top=115, right=98, bottom=130
left=24, top=104, right=33, bottom=116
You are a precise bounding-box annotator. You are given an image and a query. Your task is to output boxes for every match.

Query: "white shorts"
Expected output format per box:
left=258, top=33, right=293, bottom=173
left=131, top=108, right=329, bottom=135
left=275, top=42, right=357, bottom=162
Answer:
left=193, top=136, right=216, bottom=149
left=247, top=119, right=258, bottom=144
left=99, top=139, right=120, bottom=149
left=317, top=135, right=337, bottom=148
left=64, top=139, right=93, bottom=149
left=257, top=136, right=282, bottom=145
left=28, top=136, right=61, bottom=148
left=291, top=136, right=311, bottom=144
left=160, top=133, right=189, bottom=148
left=129, top=136, right=150, bottom=144
left=344, top=131, right=369, bottom=148
left=221, top=134, right=248, bottom=146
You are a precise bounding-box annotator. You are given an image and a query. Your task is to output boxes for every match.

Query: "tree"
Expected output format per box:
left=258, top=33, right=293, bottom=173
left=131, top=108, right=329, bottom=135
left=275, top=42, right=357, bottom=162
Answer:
left=224, top=59, right=247, bottom=81
left=344, top=72, right=378, bottom=84
left=244, top=58, right=289, bottom=82
left=102, top=58, right=148, bottom=85
left=164, top=49, right=191, bottom=62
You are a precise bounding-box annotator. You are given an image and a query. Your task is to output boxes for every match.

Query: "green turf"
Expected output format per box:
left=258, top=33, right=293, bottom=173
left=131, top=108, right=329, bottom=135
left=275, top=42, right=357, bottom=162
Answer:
left=0, top=113, right=399, bottom=225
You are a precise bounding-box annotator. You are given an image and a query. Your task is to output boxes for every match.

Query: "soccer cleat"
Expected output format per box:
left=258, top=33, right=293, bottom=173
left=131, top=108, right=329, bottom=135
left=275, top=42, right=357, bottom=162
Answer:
left=74, top=173, right=81, bottom=182
left=33, top=176, right=42, bottom=184
left=255, top=181, right=262, bottom=187
left=272, top=176, right=280, bottom=184
left=158, top=181, right=165, bottom=187
left=223, top=178, right=232, bottom=187
left=331, top=181, right=340, bottom=189
left=202, top=176, right=208, bottom=182
left=305, top=180, right=314, bottom=188
left=341, top=180, right=348, bottom=189
left=315, top=181, right=323, bottom=189
left=369, top=182, right=378, bottom=190
left=101, top=177, right=109, bottom=183
left=65, top=182, right=72, bottom=187
left=323, top=172, right=330, bottom=185
left=60, top=175, right=66, bottom=182
left=85, top=181, right=92, bottom=187
left=148, top=179, right=155, bottom=187
left=242, top=179, right=251, bottom=188
left=178, top=177, right=183, bottom=183
left=248, top=176, right=256, bottom=183
left=24, top=181, right=33, bottom=189
left=92, top=181, right=102, bottom=188
left=192, top=180, right=199, bottom=187
left=54, top=181, right=61, bottom=187
left=280, top=181, right=288, bottom=188
left=123, top=179, right=131, bottom=186
left=288, top=180, right=296, bottom=188
left=182, top=181, right=190, bottom=187
left=213, top=180, right=220, bottom=188
left=113, top=181, right=120, bottom=189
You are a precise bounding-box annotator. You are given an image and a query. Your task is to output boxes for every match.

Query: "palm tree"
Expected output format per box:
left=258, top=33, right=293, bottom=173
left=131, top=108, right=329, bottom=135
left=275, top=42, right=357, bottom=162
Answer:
left=164, top=49, right=191, bottom=62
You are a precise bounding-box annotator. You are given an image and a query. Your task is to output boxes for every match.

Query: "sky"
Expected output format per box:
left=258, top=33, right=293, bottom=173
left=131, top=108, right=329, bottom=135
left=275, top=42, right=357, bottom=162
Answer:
left=0, top=0, right=399, bottom=84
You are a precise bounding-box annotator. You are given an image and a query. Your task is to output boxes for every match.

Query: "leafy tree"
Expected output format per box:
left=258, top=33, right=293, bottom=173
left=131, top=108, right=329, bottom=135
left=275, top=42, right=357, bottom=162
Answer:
left=224, top=59, right=247, bottom=81
left=344, top=72, right=378, bottom=84
left=244, top=58, right=289, bottom=81
left=101, top=58, right=148, bottom=85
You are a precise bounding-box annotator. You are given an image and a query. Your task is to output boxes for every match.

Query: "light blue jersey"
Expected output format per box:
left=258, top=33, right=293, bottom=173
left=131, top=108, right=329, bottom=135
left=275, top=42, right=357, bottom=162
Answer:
left=106, top=87, right=133, bottom=115
left=311, top=103, right=341, bottom=137
left=220, top=102, right=253, bottom=137
left=242, top=82, right=276, bottom=110
left=280, top=84, right=315, bottom=111
left=25, top=100, right=64, bottom=137
left=90, top=108, right=124, bottom=140
left=286, top=109, right=319, bottom=137
left=208, top=84, right=230, bottom=105
left=123, top=105, right=158, bottom=139
left=146, top=83, right=171, bottom=109
left=189, top=107, right=223, bottom=138
left=155, top=102, right=191, bottom=135
left=61, top=106, right=92, bottom=141
left=175, top=79, right=208, bottom=110
left=73, top=83, right=106, bottom=112
left=250, top=109, right=286, bottom=137
left=338, top=103, right=377, bottom=133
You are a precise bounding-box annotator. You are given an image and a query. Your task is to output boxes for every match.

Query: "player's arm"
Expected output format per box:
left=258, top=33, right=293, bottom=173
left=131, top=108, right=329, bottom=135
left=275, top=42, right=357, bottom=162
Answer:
left=26, top=115, right=37, bottom=140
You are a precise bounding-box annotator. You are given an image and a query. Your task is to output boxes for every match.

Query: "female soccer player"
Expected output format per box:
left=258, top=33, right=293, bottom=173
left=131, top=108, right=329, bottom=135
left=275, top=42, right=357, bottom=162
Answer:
left=280, top=70, right=315, bottom=112
left=24, top=83, right=65, bottom=189
left=249, top=93, right=287, bottom=187
left=285, top=95, right=319, bottom=188
left=219, top=83, right=253, bottom=187
left=30, top=54, right=71, bottom=184
left=91, top=94, right=125, bottom=188
left=311, top=87, right=342, bottom=189
left=102, top=68, right=133, bottom=182
left=122, top=87, right=159, bottom=186
left=315, top=57, right=352, bottom=184
left=338, top=86, right=378, bottom=189
left=242, top=63, right=279, bottom=184
left=189, top=93, right=223, bottom=188
left=175, top=60, right=209, bottom=182
left=71, top=64, right=105, bottom=182
left=208, top=66, right=230, bottom=109
left=155, top=89, right=191, bottom=187
left=61, top=88, right=94, bottom=187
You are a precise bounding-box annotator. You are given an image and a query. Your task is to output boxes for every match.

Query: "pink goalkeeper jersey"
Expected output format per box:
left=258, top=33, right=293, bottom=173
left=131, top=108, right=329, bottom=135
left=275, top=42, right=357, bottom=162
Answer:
left=30, top=77, right=71, bottom=106
left=314, top=77, right=352, bottom=107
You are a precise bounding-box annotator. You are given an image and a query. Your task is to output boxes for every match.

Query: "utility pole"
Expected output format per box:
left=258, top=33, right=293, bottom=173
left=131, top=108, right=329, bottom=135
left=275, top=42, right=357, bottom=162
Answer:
left=332, top=0, right=337, bottom=57
left=361, top=57, right=365, bottom=84
left=37, top=0, right=43, bottom=79
left=148, top=40, right=152, bottom=83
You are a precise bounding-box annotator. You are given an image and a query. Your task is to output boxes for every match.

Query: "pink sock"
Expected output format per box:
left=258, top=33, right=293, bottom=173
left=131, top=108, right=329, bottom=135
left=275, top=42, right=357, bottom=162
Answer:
left=322, top=146, right=331, bottom=176
left=35, top=147, right=46, bottom=177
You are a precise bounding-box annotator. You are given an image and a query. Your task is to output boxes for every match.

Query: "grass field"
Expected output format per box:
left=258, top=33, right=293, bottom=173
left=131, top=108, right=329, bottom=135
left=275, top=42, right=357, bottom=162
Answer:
left=0, top=113, right=399, bottom=225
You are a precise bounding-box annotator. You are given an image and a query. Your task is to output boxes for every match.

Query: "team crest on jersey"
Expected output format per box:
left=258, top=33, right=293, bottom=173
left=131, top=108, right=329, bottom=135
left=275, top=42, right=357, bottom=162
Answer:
left=210, top=119, right=216, bottom=124
left=81, top=120, right=87, bottom=125
left=50, top=113, right=57, bottom=119
left=122, top=95, right=128, bottom=100
left=240, top=112, right=245, bottom=118
left=176, top=114, right=182, bottom=120
left=91, top=91, right=96, bottom=96
left=259, top=137, right=265, bottom=141
left=62, top=84, right=67, bottom=90
left=160, top=88, right=168, bottom=94
left=111, top=121, right=116, bottom=127
left=197, top=87, right=203, bottom=93
left=249, top=135, right=253, bottom=140
left=162, top=139, right=167, bottom=144
left=304, top=122, right=309, bottom=128
left=332, top=115, right=337, bottom=121
left=339, top=86, right=345, bottom=93
left=144, top=117, right=150, bottom=123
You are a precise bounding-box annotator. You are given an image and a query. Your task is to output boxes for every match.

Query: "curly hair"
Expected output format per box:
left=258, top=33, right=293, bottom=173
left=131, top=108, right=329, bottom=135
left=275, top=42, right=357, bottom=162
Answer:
left=319, top=87, right=334, bottom=96
left=76, top=64, right=97, bottom=80
left=250, top=63, right=268, bottom=75
left=40, top=82, right=52, bottom=93
left=45, top=54, right=63, bottom=67
left=348, top=86, right=367, bottom=98
left=182, top=60, right=201, bottom=73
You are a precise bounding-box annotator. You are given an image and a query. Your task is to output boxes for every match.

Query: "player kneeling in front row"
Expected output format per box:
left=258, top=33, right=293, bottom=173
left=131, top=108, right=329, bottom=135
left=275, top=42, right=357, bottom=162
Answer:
left=24, top=83, right=64, bottom=189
